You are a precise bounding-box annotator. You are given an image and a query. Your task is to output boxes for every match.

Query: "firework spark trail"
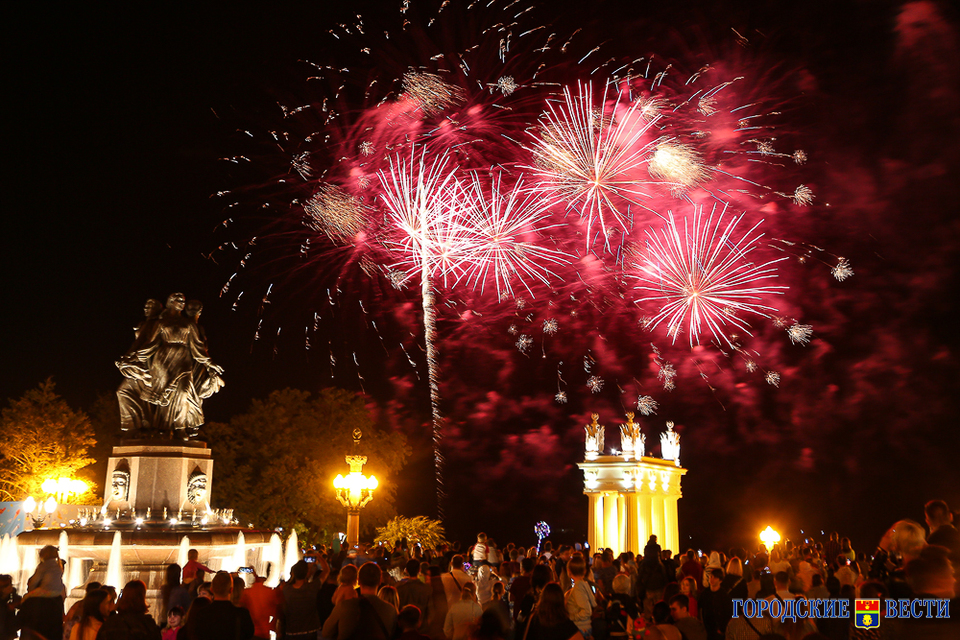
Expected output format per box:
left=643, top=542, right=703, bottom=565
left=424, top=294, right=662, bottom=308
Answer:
left=457, top=172, right=569, bottom=300
left=378, top=147, right=464, bottom=516
left=632, top=204, right=788, bottom=347
left=527, top=82, right=663, bottom=249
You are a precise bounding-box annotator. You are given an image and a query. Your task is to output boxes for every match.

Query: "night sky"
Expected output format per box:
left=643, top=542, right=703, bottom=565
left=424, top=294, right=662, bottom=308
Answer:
left=7, top=0, right=960, bottom=551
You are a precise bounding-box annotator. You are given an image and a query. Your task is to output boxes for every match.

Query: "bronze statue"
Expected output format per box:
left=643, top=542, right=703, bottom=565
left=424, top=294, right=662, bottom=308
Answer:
left=115, top=293, right=224, bottom=439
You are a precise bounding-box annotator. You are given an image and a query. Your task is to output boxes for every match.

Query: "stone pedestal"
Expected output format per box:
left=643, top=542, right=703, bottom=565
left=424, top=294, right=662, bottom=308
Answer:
left=104, top=440, right=213, bottom=516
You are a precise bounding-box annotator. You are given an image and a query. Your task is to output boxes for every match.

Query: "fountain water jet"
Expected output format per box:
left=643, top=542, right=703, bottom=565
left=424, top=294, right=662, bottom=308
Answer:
left=283, top=530, right=299, bottom=581
left=105, top=531, right=123, bottom=588
left=264, top=533, right=282, bottom=587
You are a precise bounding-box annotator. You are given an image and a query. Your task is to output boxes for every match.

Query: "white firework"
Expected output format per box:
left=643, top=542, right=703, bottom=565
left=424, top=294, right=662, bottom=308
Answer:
left=516, top=334, right=533, bottom=353
left=792, top=184, right=814, bottom=206
left=587, top=376, right=604, bottom=393
left=555, top=391, right=568, bottom=404
left=765, top=371, right=781, bottom=387
left=543, top=318, right=559, bottom=335
left=496, top=75, right=518, bottom=96
left=632, top=205, right=788, bottom=347
left=832, top=257, right=854, bottom=281
left=636, top=395, right=659, bottom=416
left=787, top=323, right=813, bottom=346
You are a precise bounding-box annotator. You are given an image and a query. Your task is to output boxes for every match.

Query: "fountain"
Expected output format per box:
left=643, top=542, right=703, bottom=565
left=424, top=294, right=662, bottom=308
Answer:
left=11, top=293, right=299, bottom=613
left=283, top=529, right=300, bottom=581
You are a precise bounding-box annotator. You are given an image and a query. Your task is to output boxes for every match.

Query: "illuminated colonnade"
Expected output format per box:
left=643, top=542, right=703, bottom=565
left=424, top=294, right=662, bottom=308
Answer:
left=578, top=413, right=686, bottom=556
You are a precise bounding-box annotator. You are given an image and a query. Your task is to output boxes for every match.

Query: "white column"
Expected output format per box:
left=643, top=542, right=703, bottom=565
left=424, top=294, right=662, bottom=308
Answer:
left=637, top=493, right=651, bottom=551
left=617, top=493, right=627, bottom=555
left=625, top=494, right=639, bottom=555
left=587, top=494, right=599, bottom=552
left=664, top=495, right=680, bottom=554
left=650, top=496, right=665, bottom=551
left=603, top=492, right=619, bottom=553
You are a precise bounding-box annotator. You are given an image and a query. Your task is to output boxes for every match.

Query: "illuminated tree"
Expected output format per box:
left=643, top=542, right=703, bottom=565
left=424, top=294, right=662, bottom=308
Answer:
left=374, top=515, right=447, bottom=549
left=204, top=387, right=410, bottom=545
left=0, top=379, right=97, bottom=501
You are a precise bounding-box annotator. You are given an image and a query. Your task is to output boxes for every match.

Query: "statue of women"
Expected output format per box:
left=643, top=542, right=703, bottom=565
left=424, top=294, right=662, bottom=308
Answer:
left=124, top=292, right=224, bottom=439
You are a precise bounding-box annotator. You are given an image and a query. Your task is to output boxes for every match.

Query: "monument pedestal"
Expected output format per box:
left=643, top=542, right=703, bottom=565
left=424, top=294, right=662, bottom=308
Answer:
left=104, top=440, right=213, bottom=516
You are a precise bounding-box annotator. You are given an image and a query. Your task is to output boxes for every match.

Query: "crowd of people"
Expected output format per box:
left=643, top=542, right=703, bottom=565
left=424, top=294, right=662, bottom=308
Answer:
left=1, top=499, right=957, bottom=640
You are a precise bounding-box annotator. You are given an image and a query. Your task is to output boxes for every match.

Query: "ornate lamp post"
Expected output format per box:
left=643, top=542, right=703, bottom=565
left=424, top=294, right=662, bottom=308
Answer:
left=333, top=429, right=378, bottom=548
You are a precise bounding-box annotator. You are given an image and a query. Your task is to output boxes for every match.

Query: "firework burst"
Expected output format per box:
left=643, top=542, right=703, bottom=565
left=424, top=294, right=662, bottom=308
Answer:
left=631, top=205, right=788, bottom=347
left=527, top=82, right=661, bottom=248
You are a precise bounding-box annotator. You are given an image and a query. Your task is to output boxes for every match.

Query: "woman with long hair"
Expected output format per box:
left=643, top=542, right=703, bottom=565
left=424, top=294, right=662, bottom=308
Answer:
left=524, top=583, right=582, bottom=640
left=378, top=585, right=400, bottom=611
left=96, top=580, right=162, bottom=640
left=69, top=589, right=109, bottom=640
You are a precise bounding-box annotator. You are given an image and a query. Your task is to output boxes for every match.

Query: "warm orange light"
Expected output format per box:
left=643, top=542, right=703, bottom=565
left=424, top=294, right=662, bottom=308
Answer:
left=760, top=526, right=781, bottom=551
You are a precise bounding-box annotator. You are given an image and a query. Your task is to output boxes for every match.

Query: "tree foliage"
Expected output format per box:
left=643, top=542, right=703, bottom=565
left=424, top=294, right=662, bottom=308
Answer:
left=0, top=379, right=97, bottom=501
left=204, top=388, right=410, bottom=545
left=375, top=515, right=447, bottom=549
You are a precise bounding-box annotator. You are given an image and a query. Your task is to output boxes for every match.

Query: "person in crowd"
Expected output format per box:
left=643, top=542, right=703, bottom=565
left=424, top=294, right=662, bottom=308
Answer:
left=239, top=566, right=278, bottom=640
left=823, top=532, right=842, bottom=571
left=680, top=550, right=703, bottom=585
left=64, top=581, right=103, bottom=640
left=96, top=579, right=162, bottom=640
left=668, top=594, right=705, bottom=640
left=444, top=582, right=482, bottom=640
left=767, top=548, right=790, bottom=577
left=516, top=564, right=552, bottom=627
left=720, top=558, right=748, bottom=601
left=678, top=577, right=698, bottom=619
left=481, top=582, right=511, bottom=637
left=158, top=565, right=190, bottom=628
left=522, top=583, right=582, bottom=640
left=180, top=550, right=211, bottom=585
left=807, top=573, right=829, bottom=599
left=20, top=545, right=66, bottom=640
left=379, top=585, right=401, bottom=611
left=473, top=534, right=489, bottom=568
left=698, top=568, right=729, bottom=640
left=332, top=563, right=358, bottom=606
left=160, top=606, right=183, bottom=640
left=186, top=569, right=207, bottom=601
left=925, top=499, right=960, bottom=569
left=322, top=562, right=398, bottom=640
left=176, top=596, right=211, bottom=640
left=637, top=547, right=668, bottom=614
left=398, top=604, right=432, bottom=640
left=180, top=571, right=253, bottom=640
left=398, top=559, right=433, bottom=621
left=509, top=559, right=534, bottom=621
left=282, top=560, right=322, bottom=638
left=648, top=601, right=681, bottom=640
left=563, top=556, right=595, bottom=638
left=69, top=589, right=109, bottom=640
left=486, top=540, right=503, bottom=570
left=476, top=565, right=500, bottom=605
left=604, top=574, right=636, bottom=640
left=424, top=566, right=450, bottom=640
left=443, top=556, right=473, bottom=607
left=0, top=574, right=20, bottom=640
left=773, top=571, right=793, bottom=601
left=592, top=551, right=617, bottom=598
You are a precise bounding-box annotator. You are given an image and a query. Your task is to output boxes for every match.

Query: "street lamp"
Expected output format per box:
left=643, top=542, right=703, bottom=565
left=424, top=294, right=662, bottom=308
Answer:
left=760, top=526, right=781, bottom=552
left=334, top=429, right=378, bottom=548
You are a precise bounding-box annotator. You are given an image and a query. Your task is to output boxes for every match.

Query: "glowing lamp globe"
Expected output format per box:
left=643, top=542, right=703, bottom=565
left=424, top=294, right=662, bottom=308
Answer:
left=44, top=497, right=57, bottom=514
left=23, top=497, right=37, bottom=513
left=760, top=526, right=781, bottom=551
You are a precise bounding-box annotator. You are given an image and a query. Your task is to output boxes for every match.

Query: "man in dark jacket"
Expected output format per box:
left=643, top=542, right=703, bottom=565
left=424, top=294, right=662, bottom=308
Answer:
left=397, top=560, right=432, bottom=622
left=322, top=562, right=398, bottom=640
left=190, top=571, right=255, bottom=640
